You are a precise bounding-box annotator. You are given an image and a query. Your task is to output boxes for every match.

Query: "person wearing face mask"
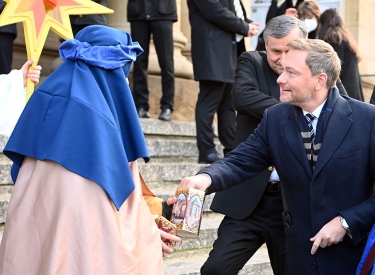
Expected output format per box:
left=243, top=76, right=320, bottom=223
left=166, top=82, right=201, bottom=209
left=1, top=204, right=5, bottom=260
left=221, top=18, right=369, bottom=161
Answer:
left=297, top=0, right=321, bottom=38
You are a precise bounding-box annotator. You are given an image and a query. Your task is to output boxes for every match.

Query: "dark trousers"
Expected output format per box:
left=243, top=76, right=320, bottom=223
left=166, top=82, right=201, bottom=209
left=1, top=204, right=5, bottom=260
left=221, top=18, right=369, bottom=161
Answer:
left=201, top=193, right=286, bottom=275
left=130, top=20, right=174, bottom=111
left=0, top=33, right=14, bottom=74
left=196, top=81, right=236, bottom=155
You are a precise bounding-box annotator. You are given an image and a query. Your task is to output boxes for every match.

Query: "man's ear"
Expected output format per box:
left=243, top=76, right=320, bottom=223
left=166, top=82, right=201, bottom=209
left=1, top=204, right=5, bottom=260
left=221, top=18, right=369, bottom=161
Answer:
left=315, top=73, right=328, bottom=91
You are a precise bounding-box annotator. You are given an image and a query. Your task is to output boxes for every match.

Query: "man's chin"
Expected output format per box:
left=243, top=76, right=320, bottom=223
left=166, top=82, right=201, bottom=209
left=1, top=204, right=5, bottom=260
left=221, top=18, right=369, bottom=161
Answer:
left=280, top=96, right=292, bottom=104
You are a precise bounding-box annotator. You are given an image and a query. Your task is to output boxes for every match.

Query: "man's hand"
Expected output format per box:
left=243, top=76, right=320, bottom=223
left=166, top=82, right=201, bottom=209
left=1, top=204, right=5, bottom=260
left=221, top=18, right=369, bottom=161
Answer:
left=248, top=22, right=260, bottom=37
left=180, top=174, right=211, bottom=191
left=310, top=216, right=346, bottom=255
left=21, top=60, right=42, bottom=87
left=285, top=8, right=298, bottom=18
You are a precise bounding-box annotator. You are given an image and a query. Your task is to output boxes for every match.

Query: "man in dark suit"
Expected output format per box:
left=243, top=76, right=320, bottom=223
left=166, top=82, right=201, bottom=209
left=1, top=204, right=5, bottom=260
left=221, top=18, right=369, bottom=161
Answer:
left=187, top=0, right=260, bottom=163
left=204, top=15, right=348, bottom=275
left=127, top=0, right=177, bottom=121
left=0, top=1, right=17, bottom=74
left=181, top=38, right=375, bottom=274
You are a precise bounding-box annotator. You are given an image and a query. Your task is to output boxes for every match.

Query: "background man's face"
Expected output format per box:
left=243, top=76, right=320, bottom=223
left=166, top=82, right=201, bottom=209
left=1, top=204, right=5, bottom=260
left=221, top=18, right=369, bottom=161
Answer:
left=277, top=49, right=316, bottom=107
left=266, top=28, right=302, bottom=75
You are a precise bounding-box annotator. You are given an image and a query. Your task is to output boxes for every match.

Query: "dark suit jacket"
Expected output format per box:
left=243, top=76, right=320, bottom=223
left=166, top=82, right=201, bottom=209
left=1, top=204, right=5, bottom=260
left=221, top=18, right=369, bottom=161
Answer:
left=0, top=2, right=17, bottom=37
left=201, top=88, right=375, bottom=274
left=210, top=51, right=279, bottom=219
left=70, top=0, right=108, bottom=26
left=127, top=0, right=177, bottom=22
left=211, top=51, right=349, bottom=220
left=187, top=0, right=250, bottom=83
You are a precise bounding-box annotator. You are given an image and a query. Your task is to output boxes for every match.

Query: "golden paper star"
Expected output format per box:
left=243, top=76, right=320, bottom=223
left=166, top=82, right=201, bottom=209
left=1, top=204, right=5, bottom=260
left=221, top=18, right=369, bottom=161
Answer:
left=0, top=0, right=114, bottom=100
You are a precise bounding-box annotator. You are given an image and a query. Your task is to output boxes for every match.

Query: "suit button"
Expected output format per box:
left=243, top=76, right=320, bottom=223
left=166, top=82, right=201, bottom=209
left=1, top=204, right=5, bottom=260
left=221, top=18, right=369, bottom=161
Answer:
left=146, top=15, right=150, bottom=18
left=232, top=41, right=236, bottom=44
left=268, top=166, right=273, bottom=171
left=312, top=262, right=318, bottom=269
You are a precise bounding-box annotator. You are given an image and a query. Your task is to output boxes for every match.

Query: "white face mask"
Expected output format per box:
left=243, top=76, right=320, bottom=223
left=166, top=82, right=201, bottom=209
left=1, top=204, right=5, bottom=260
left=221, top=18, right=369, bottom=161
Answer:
left=301, top=18, right=318, bottom=33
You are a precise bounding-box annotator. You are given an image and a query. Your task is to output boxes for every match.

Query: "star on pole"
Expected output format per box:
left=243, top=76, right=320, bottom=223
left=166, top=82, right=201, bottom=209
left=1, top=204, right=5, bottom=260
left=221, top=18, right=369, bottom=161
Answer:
left=0, top=0, right=114, bottom=100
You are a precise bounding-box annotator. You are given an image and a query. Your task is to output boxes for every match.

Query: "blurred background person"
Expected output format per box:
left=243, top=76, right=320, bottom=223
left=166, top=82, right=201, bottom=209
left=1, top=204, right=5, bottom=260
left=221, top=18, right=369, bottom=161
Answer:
left=187, top=0, right=259, bottom=164
left=318, top=8, right=364, bottom=101
left=0, top=1, right=17, bottom=74
left=69, top=0, right=109, bottom=37
left=297, top=0, right=321, bottom=38
left=127, top=0, right=177, bottom=121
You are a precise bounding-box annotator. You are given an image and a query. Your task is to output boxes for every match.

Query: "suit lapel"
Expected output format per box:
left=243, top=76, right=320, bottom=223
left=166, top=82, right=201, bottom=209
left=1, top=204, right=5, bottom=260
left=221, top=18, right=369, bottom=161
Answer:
left=312, top=96, right=352, bottom=178
left=261, top=54, right=280, bottom=99
left=283, top=107, right=312, bottom=177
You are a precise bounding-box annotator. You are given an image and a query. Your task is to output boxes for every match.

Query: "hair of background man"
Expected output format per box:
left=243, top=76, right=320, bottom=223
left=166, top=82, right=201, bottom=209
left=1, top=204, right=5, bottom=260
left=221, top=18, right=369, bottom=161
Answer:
left=287, top=38, right=341, bottom=89
left=264, top=15, right=308, bottom=45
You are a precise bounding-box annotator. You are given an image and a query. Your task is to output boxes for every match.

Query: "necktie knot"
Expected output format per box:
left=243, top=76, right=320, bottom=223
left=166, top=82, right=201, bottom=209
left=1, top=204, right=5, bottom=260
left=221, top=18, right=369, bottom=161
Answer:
left=305, top=113, right=315, bottom=126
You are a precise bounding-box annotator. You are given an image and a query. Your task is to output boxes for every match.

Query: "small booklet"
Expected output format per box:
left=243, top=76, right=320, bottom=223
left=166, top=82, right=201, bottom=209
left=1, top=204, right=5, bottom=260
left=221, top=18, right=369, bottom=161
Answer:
left=170, top=187, right=205, bottom=238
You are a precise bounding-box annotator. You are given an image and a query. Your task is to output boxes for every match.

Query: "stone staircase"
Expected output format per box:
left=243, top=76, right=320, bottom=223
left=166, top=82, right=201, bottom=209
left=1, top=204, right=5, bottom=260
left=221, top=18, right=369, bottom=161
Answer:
left=0, top=119, right=272, bottom=274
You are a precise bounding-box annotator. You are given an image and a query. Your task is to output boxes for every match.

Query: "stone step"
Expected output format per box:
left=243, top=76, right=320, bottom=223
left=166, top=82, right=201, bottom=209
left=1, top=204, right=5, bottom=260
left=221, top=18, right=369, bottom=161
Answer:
left=140, top=118, right=198, bottom=137
left=163, top=245, right=272, bottom=275
left=0, top=135, right=7, bottom=152
left=1, top=135, right=224, bottom=164
left=0, top=162, right=209, bottom=186
left=0, top=195, right=11, bottom=224
left=172, top=212, right=222, bottom=251
left=138, top=162, right=207, bottom=188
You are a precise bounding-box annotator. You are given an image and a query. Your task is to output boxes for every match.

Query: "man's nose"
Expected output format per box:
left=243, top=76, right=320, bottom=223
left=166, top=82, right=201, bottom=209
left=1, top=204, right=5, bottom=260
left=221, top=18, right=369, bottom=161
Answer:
left=277, top=73, right=285, bottom=85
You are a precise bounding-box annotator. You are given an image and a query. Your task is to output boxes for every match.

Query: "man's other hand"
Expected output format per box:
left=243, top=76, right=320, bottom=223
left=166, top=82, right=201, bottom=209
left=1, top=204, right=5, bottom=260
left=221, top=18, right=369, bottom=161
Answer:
left=248, top=22, right=261, bottom=37
left=180, top=174, right=211, bottom=191
left=310, top=216, right=347, bottom=254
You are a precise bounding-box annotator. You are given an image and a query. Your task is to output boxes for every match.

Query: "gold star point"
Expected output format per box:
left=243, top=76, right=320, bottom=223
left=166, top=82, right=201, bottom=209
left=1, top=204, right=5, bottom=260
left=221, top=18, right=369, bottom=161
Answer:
left=0, top=0, right=114, bottom=100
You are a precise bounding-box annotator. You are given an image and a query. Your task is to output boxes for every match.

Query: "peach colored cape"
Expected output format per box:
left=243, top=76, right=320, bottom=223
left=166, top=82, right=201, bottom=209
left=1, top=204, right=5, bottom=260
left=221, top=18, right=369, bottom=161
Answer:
left=0, top=157, right=163, bottom=275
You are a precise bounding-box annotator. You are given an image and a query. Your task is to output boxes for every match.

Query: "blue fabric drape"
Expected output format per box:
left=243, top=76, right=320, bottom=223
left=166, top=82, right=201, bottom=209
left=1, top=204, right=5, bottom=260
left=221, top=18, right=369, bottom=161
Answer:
left=4, top=25, right=148, bottom=210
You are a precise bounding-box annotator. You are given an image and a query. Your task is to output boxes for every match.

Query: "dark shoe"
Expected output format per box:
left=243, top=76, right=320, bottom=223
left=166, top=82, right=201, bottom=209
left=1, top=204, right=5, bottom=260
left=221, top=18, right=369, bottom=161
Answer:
left=138, top=107, right=150, bottom=118
left=198, top=152, right=222, bottom=164
left=158, top=108, right=172, bottom=121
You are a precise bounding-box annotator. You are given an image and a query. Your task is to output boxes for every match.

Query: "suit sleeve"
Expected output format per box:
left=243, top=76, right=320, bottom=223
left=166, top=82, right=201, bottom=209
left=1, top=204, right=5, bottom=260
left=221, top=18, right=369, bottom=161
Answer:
left=191, top=0, right=249, bottom=36
left=200, top=108, right=272, bottom=194
left=339, top=115, right=375, bottom=245
left=233, top=52, right=279, bottom=120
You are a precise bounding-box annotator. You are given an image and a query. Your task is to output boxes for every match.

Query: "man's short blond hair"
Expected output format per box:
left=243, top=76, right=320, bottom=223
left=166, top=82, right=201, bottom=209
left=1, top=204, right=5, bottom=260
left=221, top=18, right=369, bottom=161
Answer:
left=287, top=38, right=341, bottom=89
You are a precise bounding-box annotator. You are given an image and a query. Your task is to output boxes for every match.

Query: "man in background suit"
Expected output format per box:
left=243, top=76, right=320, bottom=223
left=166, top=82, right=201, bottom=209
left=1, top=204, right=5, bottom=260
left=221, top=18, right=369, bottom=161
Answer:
left=127, top=0, right=177, bottom=121
left=187, top=0, right=260, bottom=164
left=69, top=0, right=108, bottom=37
left=181, top=38, right=375, bottom=274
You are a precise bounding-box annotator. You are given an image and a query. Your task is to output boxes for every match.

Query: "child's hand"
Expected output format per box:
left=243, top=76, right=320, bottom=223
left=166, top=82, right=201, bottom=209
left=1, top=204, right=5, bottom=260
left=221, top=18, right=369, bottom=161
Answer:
left=21, top=60, right=42, bottom=87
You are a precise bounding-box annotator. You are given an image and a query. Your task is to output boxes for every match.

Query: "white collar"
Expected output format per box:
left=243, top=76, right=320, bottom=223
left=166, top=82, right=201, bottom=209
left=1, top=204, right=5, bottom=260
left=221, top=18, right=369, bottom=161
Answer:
left=302, top=100, right=327, bottom=119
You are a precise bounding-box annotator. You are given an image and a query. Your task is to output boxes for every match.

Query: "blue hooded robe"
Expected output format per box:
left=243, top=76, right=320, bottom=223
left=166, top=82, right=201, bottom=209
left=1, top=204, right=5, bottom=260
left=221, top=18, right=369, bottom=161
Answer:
left=4, top=25, right=148, bottom=210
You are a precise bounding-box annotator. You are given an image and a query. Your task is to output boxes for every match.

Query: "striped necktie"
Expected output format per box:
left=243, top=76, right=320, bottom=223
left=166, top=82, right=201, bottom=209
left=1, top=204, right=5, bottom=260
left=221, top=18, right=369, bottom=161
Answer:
left=305, top=113, right=315, bottom=143
left=305, top=113, right=315, bottom=169
left=233, top=0, right=244, bottom=20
